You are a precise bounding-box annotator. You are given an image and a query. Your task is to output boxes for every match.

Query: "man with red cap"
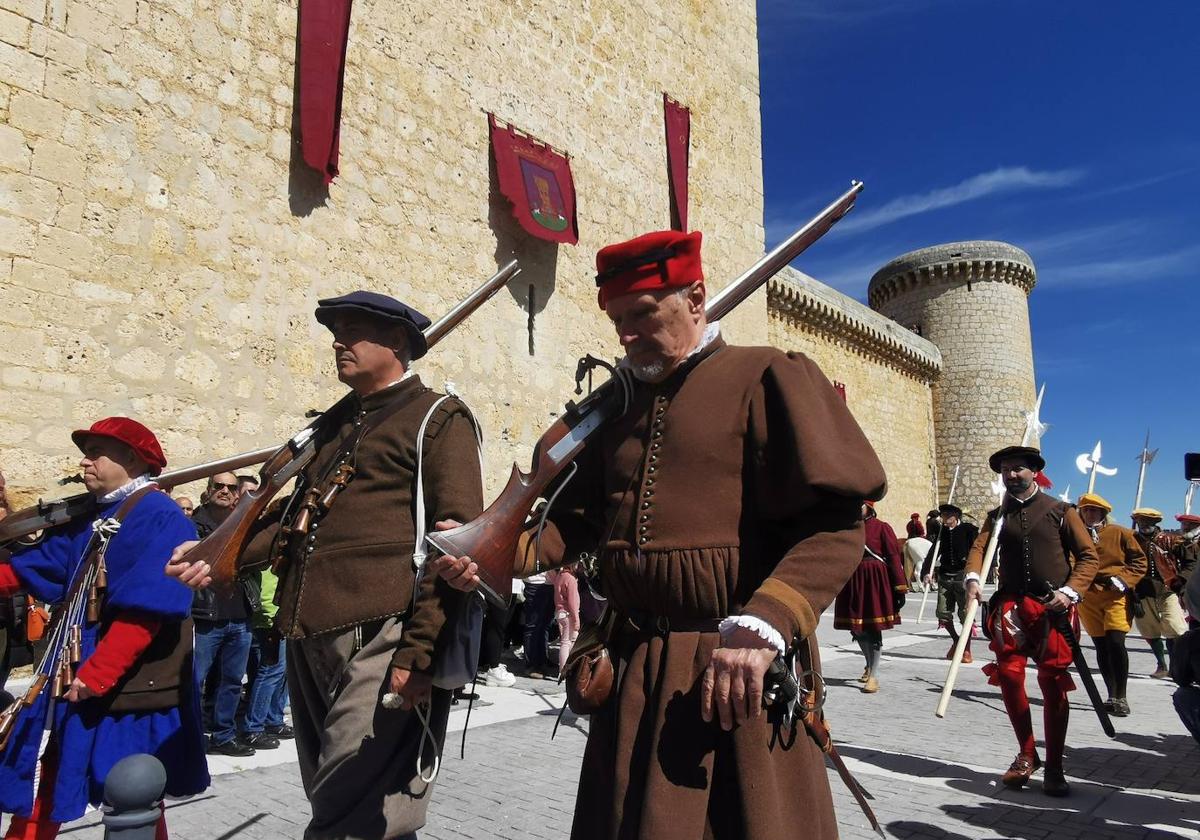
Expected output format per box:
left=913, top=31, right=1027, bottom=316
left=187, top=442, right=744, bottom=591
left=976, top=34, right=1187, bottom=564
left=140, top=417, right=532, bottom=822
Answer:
left=965, top=445, right=1099, bottom=797
left=0, top=418, right=208, bottom=839
left=434, top=230, right=887, bottom=840
left=168, top=291, right=483, bottom=840
left=1075, top=493, right=1146, bottom=717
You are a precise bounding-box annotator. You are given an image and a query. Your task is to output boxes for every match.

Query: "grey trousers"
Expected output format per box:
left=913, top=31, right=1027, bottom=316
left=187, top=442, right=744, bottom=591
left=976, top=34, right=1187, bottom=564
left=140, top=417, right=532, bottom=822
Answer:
left=287, top=617, right=452, bottom=840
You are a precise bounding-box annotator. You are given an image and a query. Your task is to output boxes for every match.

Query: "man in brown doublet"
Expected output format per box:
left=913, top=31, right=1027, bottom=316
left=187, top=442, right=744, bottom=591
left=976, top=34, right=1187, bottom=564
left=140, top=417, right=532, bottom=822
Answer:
left=966, top=445, right=1100, bottom=797
left=438, top=230, right=887, bottom=839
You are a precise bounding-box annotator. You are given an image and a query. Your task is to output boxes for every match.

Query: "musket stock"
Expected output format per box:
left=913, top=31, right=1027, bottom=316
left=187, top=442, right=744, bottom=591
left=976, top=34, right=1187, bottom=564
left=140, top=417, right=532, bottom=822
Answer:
left=195, top=260, right=521, bottom=590
left=429, top=182, right=865, bottom=608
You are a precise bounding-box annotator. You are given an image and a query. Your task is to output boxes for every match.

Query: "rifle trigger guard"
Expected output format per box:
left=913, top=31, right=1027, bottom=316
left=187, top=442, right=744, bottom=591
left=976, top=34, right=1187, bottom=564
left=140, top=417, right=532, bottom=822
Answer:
left=574, top=354, right=618, bottom=395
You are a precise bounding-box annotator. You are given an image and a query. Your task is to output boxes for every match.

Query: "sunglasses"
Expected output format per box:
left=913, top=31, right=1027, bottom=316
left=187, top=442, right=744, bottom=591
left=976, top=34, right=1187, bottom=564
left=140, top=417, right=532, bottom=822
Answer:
left=211, top=482, right=239, bottom=491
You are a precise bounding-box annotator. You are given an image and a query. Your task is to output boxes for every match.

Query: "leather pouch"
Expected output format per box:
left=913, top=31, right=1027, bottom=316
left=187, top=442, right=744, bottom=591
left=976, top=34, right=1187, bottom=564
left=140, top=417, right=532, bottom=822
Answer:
left=562, top=607, right=617, bottom=715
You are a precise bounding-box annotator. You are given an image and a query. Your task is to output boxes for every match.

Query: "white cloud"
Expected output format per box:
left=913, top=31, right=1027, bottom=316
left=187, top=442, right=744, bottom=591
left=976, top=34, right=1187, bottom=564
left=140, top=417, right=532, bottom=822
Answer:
left=834, top=166, right=1085, bottom=234
left=1038, top=245, right=1200, bottom=288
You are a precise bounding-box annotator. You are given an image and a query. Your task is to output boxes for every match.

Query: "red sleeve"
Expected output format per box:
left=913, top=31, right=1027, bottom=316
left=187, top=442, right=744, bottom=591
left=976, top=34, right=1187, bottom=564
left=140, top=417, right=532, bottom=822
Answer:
left=0, top=564, right=21, bottom=596
left=76, top=613, right=162, bottom=696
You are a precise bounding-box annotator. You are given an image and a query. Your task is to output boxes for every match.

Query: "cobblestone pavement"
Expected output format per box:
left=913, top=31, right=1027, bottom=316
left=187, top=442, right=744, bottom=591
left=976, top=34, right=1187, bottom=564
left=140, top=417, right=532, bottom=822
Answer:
left=31, top=595, right=1200, bottom=839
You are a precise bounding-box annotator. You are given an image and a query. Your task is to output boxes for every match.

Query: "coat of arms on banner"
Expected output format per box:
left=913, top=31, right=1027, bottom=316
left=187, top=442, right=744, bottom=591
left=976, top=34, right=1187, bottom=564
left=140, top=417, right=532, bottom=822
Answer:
left=489, top=114, right=579, bottom=245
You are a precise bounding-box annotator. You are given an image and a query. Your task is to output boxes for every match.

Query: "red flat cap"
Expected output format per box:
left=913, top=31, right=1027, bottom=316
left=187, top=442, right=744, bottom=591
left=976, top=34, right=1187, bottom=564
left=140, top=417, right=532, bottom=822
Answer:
left=595, top=230, right=703, bottom=308
left=72, top=417, right=167, bottom=475
left=1178, top=514, right=1200, bottom=527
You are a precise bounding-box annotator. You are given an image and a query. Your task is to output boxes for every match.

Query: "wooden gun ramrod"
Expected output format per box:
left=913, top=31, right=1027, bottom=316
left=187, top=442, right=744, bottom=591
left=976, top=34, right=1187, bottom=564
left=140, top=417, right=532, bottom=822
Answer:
left=428, top=182, right=864, bottom=607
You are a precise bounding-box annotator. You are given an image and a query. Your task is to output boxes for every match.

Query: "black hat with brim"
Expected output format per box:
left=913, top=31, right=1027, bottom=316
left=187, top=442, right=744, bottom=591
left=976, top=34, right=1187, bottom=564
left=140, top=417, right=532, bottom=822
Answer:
left=988, top=445, right=1046, bottom=474
left=315, top=291, right=432, bottom=361
left=938, top=503, right=963, bottom=518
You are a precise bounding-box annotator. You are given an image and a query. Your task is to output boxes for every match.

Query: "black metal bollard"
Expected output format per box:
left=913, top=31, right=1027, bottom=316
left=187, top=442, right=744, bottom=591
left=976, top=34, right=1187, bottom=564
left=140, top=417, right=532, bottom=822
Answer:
left=102, top=753, right=166, bottom=840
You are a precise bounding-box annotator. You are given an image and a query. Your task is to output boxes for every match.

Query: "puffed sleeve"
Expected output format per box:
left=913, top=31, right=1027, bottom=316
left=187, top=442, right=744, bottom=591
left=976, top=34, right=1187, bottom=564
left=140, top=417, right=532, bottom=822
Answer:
left=102, top=495, right=198, bottom=620
left=741, top=352, right=888, bottom=643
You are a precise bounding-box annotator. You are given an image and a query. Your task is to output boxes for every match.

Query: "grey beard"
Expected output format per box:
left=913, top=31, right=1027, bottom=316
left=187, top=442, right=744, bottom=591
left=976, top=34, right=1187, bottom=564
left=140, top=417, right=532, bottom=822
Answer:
left=631, top=360, right=666, bottom=381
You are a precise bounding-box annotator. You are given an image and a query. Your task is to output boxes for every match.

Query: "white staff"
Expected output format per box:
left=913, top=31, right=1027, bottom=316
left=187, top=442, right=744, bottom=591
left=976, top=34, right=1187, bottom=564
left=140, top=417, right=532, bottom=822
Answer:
left=1133, top=430, right=1157, bottom=512
left=1187, top=481, right=1200, bottom=516
left=936, top=384, right=1046, bottom=718
left=918, top=465, right=960, bottom=623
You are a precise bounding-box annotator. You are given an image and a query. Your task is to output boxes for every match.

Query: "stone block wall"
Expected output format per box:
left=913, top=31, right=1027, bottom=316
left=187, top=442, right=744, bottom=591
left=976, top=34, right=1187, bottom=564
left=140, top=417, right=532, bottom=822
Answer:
left=0, top=0, right=765, bottom=505
left=767, top=268, right=942, bottom=530
left=869, top=243, right=1037, bottom=522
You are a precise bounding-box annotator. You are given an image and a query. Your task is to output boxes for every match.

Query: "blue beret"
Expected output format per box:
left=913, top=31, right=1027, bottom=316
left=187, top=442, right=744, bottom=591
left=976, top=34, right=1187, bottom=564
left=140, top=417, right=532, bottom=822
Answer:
left=315, top=291, right=432, bottom=360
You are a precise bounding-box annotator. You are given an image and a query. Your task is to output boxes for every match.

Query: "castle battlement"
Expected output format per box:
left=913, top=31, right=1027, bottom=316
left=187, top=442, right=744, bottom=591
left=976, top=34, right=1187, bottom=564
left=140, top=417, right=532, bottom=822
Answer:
left=868, top=241, right=1036, bottom=310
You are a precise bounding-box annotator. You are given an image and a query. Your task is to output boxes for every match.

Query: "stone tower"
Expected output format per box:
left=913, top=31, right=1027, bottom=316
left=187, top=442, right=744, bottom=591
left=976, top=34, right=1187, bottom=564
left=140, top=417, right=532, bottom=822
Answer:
left=868, top=242, right=1037, bottom=520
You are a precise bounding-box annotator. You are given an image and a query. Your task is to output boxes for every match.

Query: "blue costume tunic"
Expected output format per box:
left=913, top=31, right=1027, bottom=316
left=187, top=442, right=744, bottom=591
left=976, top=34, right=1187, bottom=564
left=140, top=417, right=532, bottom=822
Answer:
left=0, top=489, right=210, bottom=822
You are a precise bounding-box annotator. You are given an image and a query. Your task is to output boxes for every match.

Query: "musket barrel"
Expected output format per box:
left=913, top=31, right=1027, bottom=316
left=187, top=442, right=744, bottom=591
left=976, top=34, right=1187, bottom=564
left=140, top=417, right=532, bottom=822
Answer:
left=706, top=181, right=862, bottom=323
left=423, top=260, right=521, bottom=348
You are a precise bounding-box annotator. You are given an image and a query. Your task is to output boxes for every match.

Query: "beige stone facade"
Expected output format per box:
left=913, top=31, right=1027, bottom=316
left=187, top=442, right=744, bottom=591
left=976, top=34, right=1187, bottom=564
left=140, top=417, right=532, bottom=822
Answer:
left=0, top=1, right=1036, bottom=547
left=0, top=0, right=765, bottom=504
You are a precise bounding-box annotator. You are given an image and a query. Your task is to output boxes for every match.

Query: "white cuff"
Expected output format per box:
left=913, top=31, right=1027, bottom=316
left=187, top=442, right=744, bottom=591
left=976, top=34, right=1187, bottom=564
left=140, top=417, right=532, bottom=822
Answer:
left=964, top=573, right=982, bottom=585
left=719, top=615, right=786, bottom=654
left=1059, top=585, right=1080, bottom=603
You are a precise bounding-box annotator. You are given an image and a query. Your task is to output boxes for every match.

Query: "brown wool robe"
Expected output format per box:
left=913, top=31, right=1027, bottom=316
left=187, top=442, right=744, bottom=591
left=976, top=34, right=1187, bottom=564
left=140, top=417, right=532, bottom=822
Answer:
left=240, top=375, right=483, bottom=840
left=531, top=337, right=887, bottom=840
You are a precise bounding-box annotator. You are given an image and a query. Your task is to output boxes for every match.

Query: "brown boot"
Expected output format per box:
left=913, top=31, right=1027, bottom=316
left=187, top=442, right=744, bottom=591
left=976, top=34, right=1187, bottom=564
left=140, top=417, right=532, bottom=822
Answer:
left=1001, top=753, right=1041, bottom=789
left=857, top=669, right=869, bottom=683
left=862, top=676, right=879, bottom=693
left=1042, top=766, right=1070, bottom=797
left=962, top=649, right=973, bottom=664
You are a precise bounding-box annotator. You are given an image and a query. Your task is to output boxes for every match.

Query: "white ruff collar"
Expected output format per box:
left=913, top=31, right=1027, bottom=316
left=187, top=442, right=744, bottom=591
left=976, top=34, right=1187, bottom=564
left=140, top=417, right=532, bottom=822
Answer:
left=98, top=474, right=153, bottom=504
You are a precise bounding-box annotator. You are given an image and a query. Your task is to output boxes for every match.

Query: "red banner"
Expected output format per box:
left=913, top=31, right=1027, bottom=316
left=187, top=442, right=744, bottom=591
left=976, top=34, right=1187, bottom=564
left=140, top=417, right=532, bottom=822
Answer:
left=298, top=0, right=354, bottom=183
left=663, top=93, right=691, bottom=231
left=489, top=115, right=578, bottom=245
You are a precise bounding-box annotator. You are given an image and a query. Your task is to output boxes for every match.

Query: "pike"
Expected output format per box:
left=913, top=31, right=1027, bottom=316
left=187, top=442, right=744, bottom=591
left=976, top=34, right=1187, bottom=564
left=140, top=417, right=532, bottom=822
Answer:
left=917, top=464, right=959, bottom=623
left=1133, top=429, right=1157, bottom=512
left=428, top=181, right=865, bottom=607
left=189, top=260, right=522, bottom=589
left=936, top=385, right=1047, bottom=718
left=1076, top=440, right=1117, bottom=495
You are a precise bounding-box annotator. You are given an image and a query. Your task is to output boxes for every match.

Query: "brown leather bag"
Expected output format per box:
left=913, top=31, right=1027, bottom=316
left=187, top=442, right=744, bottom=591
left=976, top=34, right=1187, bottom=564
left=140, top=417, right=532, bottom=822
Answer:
left=562, top=607, right=617, bottom=714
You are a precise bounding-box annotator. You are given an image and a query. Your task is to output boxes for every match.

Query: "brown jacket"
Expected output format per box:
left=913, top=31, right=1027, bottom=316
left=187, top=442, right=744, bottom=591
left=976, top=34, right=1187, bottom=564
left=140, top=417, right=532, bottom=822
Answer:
left=241, top=376, right=483, bottom=673
left=1087, top=523, right=1147, bottom=591
left=968, top=490, right=1099, bottom=596
left=535, top=339, right=887, bottom=840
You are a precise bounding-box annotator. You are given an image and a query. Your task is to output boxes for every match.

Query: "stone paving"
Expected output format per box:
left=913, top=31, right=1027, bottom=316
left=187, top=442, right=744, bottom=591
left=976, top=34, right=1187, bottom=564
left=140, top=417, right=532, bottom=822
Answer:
left=27, top=596, right=1200, bottom=839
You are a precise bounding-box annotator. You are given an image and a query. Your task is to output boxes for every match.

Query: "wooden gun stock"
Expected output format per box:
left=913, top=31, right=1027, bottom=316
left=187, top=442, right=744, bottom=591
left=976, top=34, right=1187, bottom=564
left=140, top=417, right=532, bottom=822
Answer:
left=428, top=383, right=625, bottom=607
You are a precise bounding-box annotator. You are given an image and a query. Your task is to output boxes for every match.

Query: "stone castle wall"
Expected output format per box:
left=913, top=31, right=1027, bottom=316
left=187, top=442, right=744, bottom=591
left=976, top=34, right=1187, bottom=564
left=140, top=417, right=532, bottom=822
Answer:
left=869, top=243, right=1037, bottom=521
left=0, top=0, right=765, bottom=504
left=767, top=267, right=942, bottom=528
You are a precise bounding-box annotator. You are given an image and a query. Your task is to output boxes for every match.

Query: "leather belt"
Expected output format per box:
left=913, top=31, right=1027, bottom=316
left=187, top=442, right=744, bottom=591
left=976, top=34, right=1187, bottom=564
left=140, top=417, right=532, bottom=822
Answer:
left=622, top=611, right=723, bottom=636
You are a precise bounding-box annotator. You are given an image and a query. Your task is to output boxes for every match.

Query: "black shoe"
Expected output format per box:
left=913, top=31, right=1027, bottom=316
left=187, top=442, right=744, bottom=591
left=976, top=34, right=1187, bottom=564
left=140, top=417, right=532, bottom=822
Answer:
left=241, top=732, right=280, bottom=750
left=265, top=724, right=295, bottom=739
left=1042, top=766, right=1071, bottom=797
left=454, top=688, right=480, bottom=701
left=1110, top=697, right=1130, bottom=717
left=208, top=737, right=255, bottom=757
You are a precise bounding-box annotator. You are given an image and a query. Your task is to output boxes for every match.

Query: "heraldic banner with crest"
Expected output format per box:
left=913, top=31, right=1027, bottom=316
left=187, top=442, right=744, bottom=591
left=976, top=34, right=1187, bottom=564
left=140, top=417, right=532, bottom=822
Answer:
left=489, top=114, right=579, bottom=245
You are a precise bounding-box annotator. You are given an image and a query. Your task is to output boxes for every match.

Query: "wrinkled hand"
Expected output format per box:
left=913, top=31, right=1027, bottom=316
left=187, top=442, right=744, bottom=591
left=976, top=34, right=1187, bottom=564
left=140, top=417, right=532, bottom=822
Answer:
left=65, top=677, right=94, bottom=703
left=701, top=624, right=778, bottom=731
left=388, top=667, right=432, bottom=709
left=165, top=541, right=211, bottom=590
left=429, top=520, right=481, bottom=592
left=1045, top=590, right=1072, bottom=613
left=965, top=579, right=983, bottom=604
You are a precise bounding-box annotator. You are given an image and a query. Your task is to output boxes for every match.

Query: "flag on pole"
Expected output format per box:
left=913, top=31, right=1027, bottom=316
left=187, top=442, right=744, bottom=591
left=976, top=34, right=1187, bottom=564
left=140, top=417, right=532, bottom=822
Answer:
left=663, top=93, right=691, bottom=231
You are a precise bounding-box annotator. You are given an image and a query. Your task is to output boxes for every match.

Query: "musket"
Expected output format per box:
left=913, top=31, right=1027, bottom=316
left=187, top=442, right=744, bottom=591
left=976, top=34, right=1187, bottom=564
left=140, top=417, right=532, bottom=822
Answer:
left=1040, top=580, right=1116, bottom=737
left=0, top=446, right=278, bottom=548
left=428, top=181, right=865, bottom=607
left=197, top=260, right=521, bottom=589
left=917, top=464, right=959, bottom=622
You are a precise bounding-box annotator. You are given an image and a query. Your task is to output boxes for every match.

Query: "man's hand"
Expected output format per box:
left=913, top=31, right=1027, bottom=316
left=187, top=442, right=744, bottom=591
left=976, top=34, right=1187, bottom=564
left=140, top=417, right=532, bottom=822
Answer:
left=965, top=579, right=983, bottom=604
left=922, top=573, right=935, bottom=587
left=65, top=677, right=94, bottom=703
left=429, top=520, right=482, bottom=592
left=165, top=541, right=212, bottom=590
left=1045, top=590, right=1072, bottom=612
left=388, top=667, right=432, bottom=709
left=701, top=624, right=778, bottom=731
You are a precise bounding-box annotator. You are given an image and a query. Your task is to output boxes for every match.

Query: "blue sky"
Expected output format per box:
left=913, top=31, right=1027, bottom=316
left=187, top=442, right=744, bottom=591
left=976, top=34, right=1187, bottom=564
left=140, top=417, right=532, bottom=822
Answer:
left=757, top=0, right=1199, bottom=520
